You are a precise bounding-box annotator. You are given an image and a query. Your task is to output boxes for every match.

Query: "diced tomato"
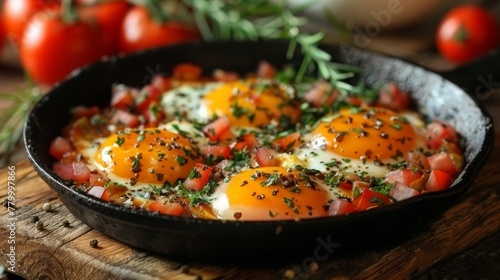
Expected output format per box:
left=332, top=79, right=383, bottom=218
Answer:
left=213, top=69, right=240, bottom=82
left=328, top=199, right=356, bottom=216
left=172, top=63, right=202, bottom=81
left=377, top=82, right=410, bottom=112
left=303, top=80, right=337, bottom=107
left=135, top=85, right=162, bottom=113
left=385, top=169, right=422, bottom=187
left=389, top=182, right=420, bottom=201
left=202, top=144, right=231, bottom=159
left=352, top=188, right=392, bottom=211
left=183, top=163, right=213, bottom=191
left=425, top=121, right=458, bottom=150
left=110, top=109, right=141, bottom=128
left=148, top=201, right=184, bottom=216
left=272, top=132, right=301, bottom=152
left=151, top=75, right=172, bottom=92
left=256, top=60, right=276, bottom=78
left=426, top=169, right=453, bottom=192
left=338, top=181, right=353, bottom=190
left=441, top=141, right=464, bottom=172
left=71, top=106, right=100, bottom=118
left=406, top=150, right=431, bottom=171
left=203, top=116, right=231, bottom=141
left=142, top=101, right=165, bottom=127
left=255, top=147, right=280, bottom=167
left=53, top=161, right=91, bottom=184
left=346, top=96, right=363, bottom=107
left=233, top=133, right=259, bottom=151
left=428, top=152, right=458, bottom=177
left=49, top=136, right=73, bottom=159
left=111, top=85, right=136, bottom=109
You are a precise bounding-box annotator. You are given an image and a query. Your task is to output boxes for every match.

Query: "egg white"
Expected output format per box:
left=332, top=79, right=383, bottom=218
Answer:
left=280, top=111, right=428, bottom=178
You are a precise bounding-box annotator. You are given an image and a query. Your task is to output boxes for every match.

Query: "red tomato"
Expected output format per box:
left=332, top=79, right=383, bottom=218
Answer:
left=352, top=188, right=391, bottom=211
left=272, top=132, right=301, bottom=152
left=202, top=144, right=232, bottom=159
left=53, top=161, right=91, bottom=184
left=389, top=182, right=420, bottom=201
left=20, top=10, right=104, bottom=85
left=0, top=12, right=5, bottom=54
left=427, top=152, right=458, bottom=177
left=436, top=5, right=500, bottom=64
left=148, top=201, right=184, bottom=216
left=328, top=199, right=356, bottom=216
left=203, top=116, right=231, bottom=141
left=256, top=60, right=277, bottom=78
left=183, top=163, right=213, bottom=191
left=172, top=63, right=203, bottom=81
left=49, top=136, right=73, bottom=159
left=255, top=147, right=280, bottom=167
left=425, top=121, right=458, bottom=150
left=426, top=170, right=452, bottom=192
left=233, top=133, right=259, bottom=151
left=2, top=0, right=60, bottom=45
left=119, top=6, right=200, bottom=53
left=377, top=83, right=410, bottom=112
left=385, top=169, right=422, bottom=187
left=110, top=109, right=141, bottom=128
left=78, top=0, right=131, bottom=55
left=303, top=80, right=337, bottom=107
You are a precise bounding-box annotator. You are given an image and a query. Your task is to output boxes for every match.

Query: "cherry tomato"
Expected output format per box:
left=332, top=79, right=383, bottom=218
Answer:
left=77, top=0, right=131, bottom=55
left=20, top=10, right=104, bottom=85
left=436, top=5, right=500, bottom=64
left=119, top=6, right=200, bottom=53
left=0, top=13, right=5, bottom=54
left=2, top=0, right=60, bottom=45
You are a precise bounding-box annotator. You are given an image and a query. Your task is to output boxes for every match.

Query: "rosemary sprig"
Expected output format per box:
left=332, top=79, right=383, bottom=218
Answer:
left=0, top=87, right=42, bottom=162
left=179, top=0, right=359, bottom=94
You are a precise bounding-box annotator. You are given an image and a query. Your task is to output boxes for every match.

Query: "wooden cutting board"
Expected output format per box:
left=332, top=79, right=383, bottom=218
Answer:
left=0, top=135, right=499, bottom=280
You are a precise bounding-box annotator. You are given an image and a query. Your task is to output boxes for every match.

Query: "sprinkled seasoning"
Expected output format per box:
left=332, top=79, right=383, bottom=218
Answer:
left=90, top=239, right=99, bottom=248
left=35, top=221, right=44, bottom=230
left=234, top=212, right=242, bottom=220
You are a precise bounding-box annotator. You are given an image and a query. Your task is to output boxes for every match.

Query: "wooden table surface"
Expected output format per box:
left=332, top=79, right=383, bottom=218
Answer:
left=0, top=36, right=499, bottom=279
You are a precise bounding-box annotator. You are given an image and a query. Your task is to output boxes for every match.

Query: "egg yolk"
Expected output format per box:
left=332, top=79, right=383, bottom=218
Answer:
left=95, top=129, right=201, bottom=185
left=202, top=80, right=301, bottom=127
left=212, top=167, right=329, bottom=220
left=312, top=108, right=417, bottom=160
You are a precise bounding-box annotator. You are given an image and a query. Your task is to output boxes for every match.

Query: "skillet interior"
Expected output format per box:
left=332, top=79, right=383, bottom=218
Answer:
left=24, top=40, right=494, bottom=261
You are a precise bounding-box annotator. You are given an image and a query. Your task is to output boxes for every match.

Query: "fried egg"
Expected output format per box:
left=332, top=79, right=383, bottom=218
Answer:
left=161, top=79, right=301, bottom=129
left=80, top=127, right=202, bottom=190
left=284, top=107, right=427, bottom=178
left=211, top=167, right=338, bottom=221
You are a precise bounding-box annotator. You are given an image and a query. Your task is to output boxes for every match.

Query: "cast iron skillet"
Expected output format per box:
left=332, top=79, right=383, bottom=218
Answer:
left=24, top=40, right=494, bottom=262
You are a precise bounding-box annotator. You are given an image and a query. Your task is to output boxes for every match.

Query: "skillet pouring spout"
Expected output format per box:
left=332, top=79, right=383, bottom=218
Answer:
left=23, top=40, right=494, bottom=261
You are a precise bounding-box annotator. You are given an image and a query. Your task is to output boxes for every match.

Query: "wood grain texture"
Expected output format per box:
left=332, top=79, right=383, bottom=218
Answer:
left=1, top=145, right=499, bottom=280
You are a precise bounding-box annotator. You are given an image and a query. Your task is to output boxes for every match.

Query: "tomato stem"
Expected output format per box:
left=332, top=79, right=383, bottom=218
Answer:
left=144, top=0, right=167, bottom=23
left=62, top=0, right=78, bottom=24
left=453, top=25, right=469, bottom=43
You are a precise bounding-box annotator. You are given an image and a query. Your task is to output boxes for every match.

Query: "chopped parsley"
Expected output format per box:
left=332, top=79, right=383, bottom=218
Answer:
left=115, top=137, right=125, bottom=146
left=283, top=197, right=300, bottom=214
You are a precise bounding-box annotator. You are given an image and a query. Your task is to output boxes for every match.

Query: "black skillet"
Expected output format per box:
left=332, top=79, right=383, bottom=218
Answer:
left=24, top=40, right=495, bottom=262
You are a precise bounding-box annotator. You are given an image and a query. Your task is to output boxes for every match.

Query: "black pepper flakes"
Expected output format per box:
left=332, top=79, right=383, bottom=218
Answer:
left=32, top=216, right=40, bottom=223
left=380, top=132, right=389, bottom=139
left=62, top=220, right=70, bottom=227
left=90, top=239, right=99, bottom=248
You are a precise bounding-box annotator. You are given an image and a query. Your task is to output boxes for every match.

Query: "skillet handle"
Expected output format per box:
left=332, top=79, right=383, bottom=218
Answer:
left=440, top=51, right=500, bottom=99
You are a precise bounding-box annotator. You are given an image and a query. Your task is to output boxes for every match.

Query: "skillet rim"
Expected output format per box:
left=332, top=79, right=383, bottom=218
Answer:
left=23, top=39, right=495, bottom=229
